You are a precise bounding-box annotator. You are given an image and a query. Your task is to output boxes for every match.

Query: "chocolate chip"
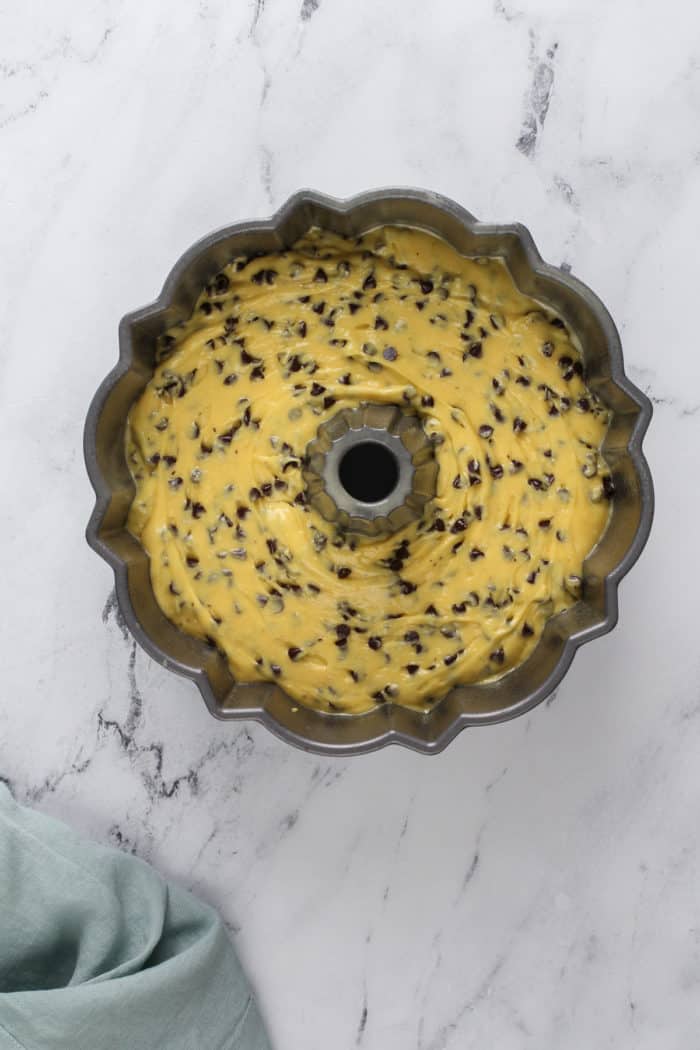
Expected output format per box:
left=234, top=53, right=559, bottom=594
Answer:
left=337, top=567, right=351, bottom=578
left=406, top=664, right=419, bottom=675
left=368, top=636, right=382, bottom=650
left=191, top=502, right=206, bottom=519
left=528, top=477, right=543, bottom=490
left=602, top=475, right=616, bottom=499
left=451, top=517, right=467, bottom=533
left=362, top=272, right=376, bottom=290
left=444, top=652, right=459, bottom=666
left=288, top=646, right=302, bottom=660
left=541, top=341, right=554, bottom=357
left=479, top=424, right=494, bottom=438
left=404, top=630, right=420, bottom=643
left=314, top=267, right=328, bottom=283
left=521, top=623, right=534, bottom=638
left=419, top=278, right=434, bottom=294
left=399, top=580, right=417, bottom=594
left=382, top=346, right=397, bottom=362
left=186, top=555, right=199, bottom=567
left=421, top=394, right=434, bottom=407
left=467, top=342, right=483, bottom=359
left=374, top=315, right=389, bottom=330
left=538, top=518, right=552, bottom=529
left=489, top=464, right=504, bottom=479
left=513, top=417, right=527, bottom=433
left=249, top=487, right=261, bottom=501
left=469, top=547, right=485, bottom=560
left=310, top=382, right=326, bottom=396
left=336, top=623, right=351, bottom=639
left=425, top=604, right=439, bottom=616
left=490, top=647, right=505, bottom=664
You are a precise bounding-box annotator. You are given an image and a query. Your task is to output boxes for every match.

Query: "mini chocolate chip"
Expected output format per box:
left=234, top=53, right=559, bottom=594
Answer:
left=538, top=518, right=551, bottom=529
left=425, top=604, right=439, bottom=616
left=362, top=272, right=376, bottom=290
left=191, top=502, right=206, bottom=519
left=383, top=346, right=398, bottom=361
left=469, top=547, right=485, bottom=560
left=368, top=636, right=382, bottom=650
left=399, top=580, right=417, bottom=594
left=451, top=517, right=467, bottom=533
left=374, top=316, right=389, bottom=330
left=541, top=341, right=554, bottom=357
left=468, top=342, right=483, bottom=358
left=528, top=477, right=543, bottom=490
left=419, top=278, right=434, bottom=294
left=602, top=475, right=616, bottom=499
left=406, top=663, right=419, bottom=675
left=310, top=382, right=326, bottom=396
left=490, top=647, right=505, bottom=664
left=444, top=652, right=459, bottom=666
left=513, top=417, right=527, bottom=433
left=186, top=555, right=199, bottom=567
left=479, top=424, right=494, bottom=439
left=490, top=464, right=504, bottom=479
left=521, top=623, right=534, bottom=637
left=314, top=267, right=328, bottom=283
left=288, top=646, right=302, bottom=660
left=404, top=630, right=420, bottom=643
left=337, top=567, right=351, bottom=578
left=421, top=394, right=434, bottom=407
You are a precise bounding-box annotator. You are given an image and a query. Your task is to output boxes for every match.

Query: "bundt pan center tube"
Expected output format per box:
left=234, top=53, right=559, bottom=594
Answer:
left=84, top=189, right=653, bottom=755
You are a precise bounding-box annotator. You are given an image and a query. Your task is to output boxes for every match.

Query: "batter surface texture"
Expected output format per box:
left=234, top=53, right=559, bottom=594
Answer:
left=126, top=226, right=612, bottom=713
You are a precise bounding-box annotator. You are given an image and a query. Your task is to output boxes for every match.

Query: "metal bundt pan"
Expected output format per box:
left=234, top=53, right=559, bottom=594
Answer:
left=84, top=189, right=654, bottom=755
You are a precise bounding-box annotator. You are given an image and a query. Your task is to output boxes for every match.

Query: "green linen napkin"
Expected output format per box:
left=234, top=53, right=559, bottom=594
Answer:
left=0, top=784, right=270, bottom=1050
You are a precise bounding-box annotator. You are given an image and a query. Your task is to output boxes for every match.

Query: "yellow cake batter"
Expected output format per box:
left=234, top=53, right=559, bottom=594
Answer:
left=126, top=226, right=612, bottom=713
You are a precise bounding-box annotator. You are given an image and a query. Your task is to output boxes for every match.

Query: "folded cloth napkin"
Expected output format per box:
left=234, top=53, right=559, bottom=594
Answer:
left=0, top=784, right=270, bottom=1050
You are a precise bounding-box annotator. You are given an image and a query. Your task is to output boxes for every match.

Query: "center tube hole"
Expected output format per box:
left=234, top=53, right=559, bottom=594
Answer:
left=338, top=441, right=400, bottom=504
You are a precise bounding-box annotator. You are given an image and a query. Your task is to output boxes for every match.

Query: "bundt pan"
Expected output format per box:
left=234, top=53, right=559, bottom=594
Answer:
left=84, top=189, right=654, bottom=755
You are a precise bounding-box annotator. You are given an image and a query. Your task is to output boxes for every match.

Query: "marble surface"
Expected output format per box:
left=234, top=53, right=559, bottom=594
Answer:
left=0, top=0, right=697, bottom=1046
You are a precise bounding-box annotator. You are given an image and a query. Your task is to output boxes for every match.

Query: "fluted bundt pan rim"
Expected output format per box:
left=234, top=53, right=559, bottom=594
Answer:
left=84, top=188, right=654, bottom=755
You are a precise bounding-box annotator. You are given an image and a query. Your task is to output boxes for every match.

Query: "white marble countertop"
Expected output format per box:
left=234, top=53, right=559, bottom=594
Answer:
left=1, top=1, right=697, bottom=1046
